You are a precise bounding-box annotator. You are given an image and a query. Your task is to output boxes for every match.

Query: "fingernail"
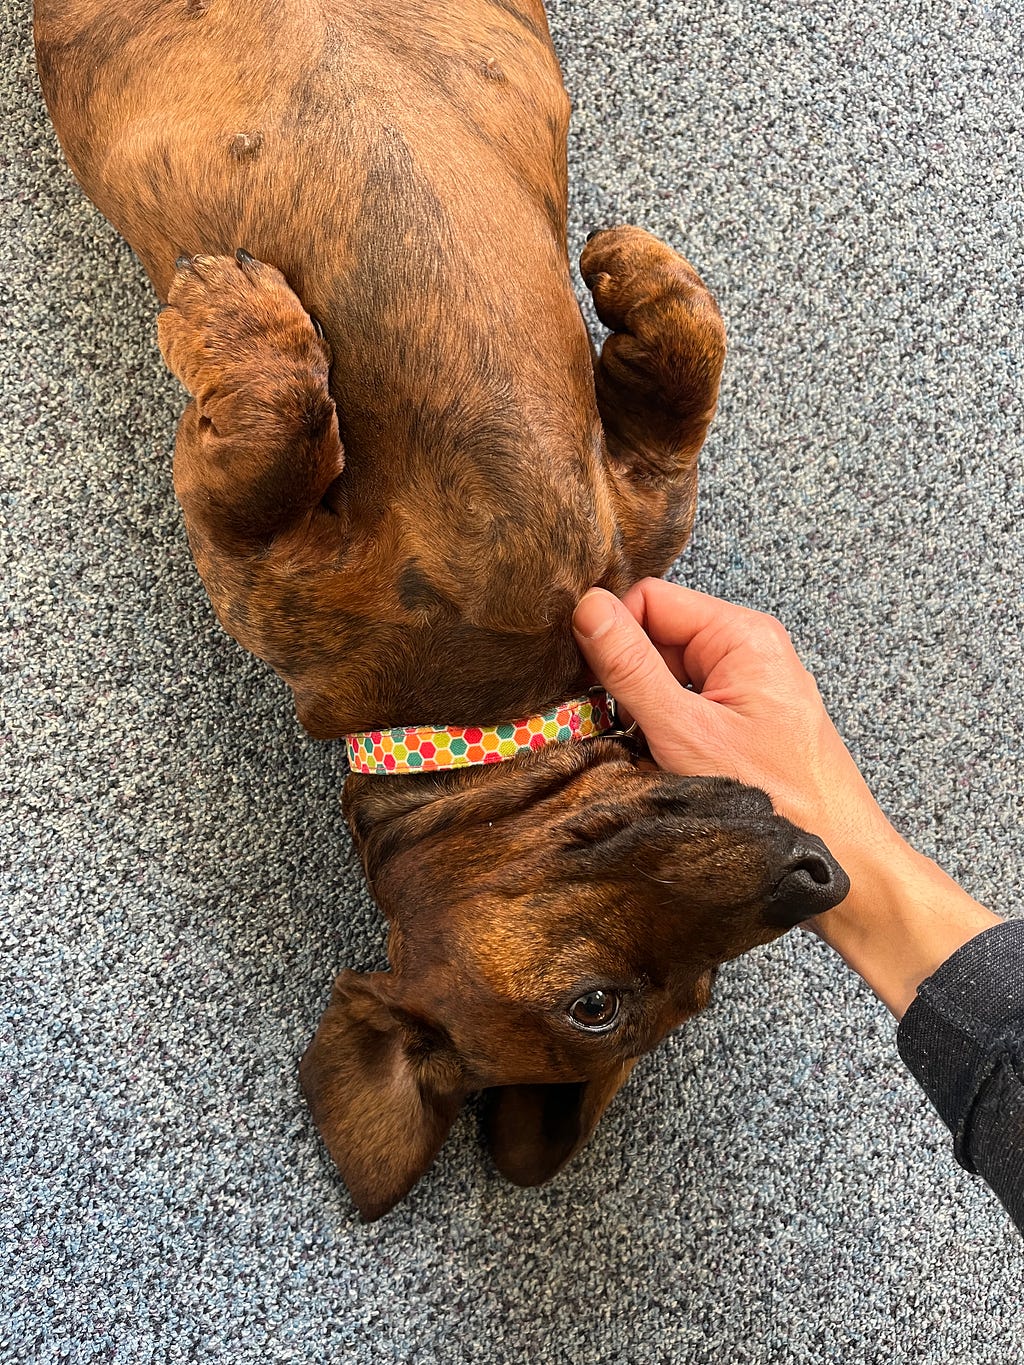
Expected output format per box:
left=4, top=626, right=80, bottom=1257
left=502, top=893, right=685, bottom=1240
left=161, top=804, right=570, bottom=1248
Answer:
left=573, top=589, right=618, bottom=640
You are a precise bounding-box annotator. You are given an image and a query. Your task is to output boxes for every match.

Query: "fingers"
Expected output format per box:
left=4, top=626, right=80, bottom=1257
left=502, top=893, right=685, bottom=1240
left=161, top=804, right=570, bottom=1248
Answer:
left=619, top=578, right=802, bottom=695
left=574, top=583, right=852, bottom=826
left=573, top=588, right=704, bottom=737
left=619, top=578, right=747, bottom=643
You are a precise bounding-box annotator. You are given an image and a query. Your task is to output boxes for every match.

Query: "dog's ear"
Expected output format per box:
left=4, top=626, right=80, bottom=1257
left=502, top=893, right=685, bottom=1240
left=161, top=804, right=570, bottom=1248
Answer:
left=482, top=1059, right=638, bottom=1187
left=299, top=969, right=467, bottom=1220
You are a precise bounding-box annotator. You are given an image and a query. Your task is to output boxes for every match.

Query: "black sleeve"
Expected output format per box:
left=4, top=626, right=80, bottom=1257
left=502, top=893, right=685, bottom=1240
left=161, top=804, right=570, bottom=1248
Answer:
left=896, top=919, right=1024, bottom=1234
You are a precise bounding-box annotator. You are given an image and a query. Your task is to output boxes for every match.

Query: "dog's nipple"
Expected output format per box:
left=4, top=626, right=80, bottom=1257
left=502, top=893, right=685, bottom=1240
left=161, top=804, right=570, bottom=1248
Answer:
left=230, top=131, right=264, bottom=161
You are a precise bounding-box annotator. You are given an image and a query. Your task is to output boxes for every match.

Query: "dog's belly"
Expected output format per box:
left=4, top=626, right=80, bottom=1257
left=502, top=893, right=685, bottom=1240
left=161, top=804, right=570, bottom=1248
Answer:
left=36, top=0, right=632, bottom=731
left=36, top=0, right=571, bottom=288
left=37, top=0, right=600, bottom=525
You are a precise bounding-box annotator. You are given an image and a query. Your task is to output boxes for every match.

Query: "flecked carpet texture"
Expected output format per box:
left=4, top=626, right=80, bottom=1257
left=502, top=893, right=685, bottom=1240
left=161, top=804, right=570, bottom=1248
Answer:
left=3, top=0, right=1023, bottom=1360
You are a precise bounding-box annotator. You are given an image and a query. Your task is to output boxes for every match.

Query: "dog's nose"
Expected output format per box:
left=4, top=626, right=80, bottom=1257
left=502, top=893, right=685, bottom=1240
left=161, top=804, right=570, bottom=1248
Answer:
left=767, top=838, right=850, bottom=926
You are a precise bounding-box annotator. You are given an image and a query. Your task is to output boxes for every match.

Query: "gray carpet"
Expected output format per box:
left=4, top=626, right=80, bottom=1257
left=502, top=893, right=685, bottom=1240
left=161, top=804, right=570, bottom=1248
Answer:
left=3, top=0, right=1023, bottom=1360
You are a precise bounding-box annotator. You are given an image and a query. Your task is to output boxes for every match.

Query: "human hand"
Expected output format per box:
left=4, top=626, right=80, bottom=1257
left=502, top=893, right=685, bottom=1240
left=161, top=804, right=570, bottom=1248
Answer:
left=572, top=579, right=891, bottom=864
left=573, top=580, right=1001, bottom=1018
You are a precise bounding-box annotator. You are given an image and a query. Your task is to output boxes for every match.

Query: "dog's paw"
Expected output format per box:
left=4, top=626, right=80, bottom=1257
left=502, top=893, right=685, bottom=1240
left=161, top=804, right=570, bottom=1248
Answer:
left=580, top=226, right=726, bottom=413
left=157, top=250, right=329, bottom=403
left=580, top=225, right=724, bottom=353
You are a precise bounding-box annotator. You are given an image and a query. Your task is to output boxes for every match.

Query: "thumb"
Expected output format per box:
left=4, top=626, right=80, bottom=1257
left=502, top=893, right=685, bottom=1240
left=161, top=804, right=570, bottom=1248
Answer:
left=573, top=588, right=700, bottom=743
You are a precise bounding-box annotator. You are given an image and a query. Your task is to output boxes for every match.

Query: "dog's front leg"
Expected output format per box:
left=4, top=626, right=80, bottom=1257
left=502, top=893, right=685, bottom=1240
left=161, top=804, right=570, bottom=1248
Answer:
left=158, top=251, right=345, bottom=550
left=581, top=227, right=726, bottom=576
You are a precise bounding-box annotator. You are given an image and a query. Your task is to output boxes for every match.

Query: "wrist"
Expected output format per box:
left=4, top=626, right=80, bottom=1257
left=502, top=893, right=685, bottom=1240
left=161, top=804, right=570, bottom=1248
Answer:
left=807, top=829, right=1001, bottom=1019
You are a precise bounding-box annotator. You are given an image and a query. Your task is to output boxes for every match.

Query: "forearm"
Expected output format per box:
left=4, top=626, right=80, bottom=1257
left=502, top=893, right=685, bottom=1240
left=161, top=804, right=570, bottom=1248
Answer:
left=807, top=822, right=1024, bottom=1232
left=896, top=919, right=1024, bottom=1234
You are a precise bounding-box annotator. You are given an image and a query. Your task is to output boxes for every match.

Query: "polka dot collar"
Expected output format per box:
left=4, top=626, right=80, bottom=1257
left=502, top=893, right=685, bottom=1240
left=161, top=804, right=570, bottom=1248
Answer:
left=344, top=690, right=620, bottom=775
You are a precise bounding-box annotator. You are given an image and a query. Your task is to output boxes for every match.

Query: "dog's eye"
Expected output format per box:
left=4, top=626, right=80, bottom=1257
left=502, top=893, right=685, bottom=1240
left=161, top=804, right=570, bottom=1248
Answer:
left=567, top=990, right=620, bottom=1032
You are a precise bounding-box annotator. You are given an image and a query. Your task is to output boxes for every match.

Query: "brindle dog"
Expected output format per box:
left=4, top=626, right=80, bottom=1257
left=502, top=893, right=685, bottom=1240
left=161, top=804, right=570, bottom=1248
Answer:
left=35, top=0, right=849, bottom=1219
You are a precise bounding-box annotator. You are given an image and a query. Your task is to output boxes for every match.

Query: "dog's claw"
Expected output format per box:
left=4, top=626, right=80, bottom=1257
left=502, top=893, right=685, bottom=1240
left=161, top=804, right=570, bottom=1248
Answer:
left=310, top=314, right=325, bottom=339
left=175, top=254, right=194, bottom=271
left=586, top=229, right=604, bottom=242
left=235, top=246, right=256, bottom=266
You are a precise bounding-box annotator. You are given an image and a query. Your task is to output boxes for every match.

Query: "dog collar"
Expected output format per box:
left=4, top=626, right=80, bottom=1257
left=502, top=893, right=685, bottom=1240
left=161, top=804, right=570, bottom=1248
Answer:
left=345, top=689, right=620, bottom=774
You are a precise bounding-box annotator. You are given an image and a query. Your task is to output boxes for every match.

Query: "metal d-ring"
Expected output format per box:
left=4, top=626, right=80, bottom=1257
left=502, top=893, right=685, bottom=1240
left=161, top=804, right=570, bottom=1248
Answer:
left=602, top=718, right=640, bottom=741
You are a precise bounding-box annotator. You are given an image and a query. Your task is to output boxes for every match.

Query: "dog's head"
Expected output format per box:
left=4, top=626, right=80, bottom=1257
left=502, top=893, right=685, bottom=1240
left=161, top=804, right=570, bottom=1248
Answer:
left=300, top=740, right=848, bottom=1219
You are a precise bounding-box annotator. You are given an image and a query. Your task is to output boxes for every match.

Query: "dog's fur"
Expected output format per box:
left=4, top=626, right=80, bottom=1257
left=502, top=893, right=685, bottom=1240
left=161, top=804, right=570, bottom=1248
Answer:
left=35, top=0, right=848, bottom=1220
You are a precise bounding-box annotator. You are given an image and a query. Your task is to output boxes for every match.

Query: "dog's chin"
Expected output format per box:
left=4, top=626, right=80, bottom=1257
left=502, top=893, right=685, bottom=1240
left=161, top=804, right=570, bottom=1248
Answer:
left=481, top=1061, right=639, bottom=1187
